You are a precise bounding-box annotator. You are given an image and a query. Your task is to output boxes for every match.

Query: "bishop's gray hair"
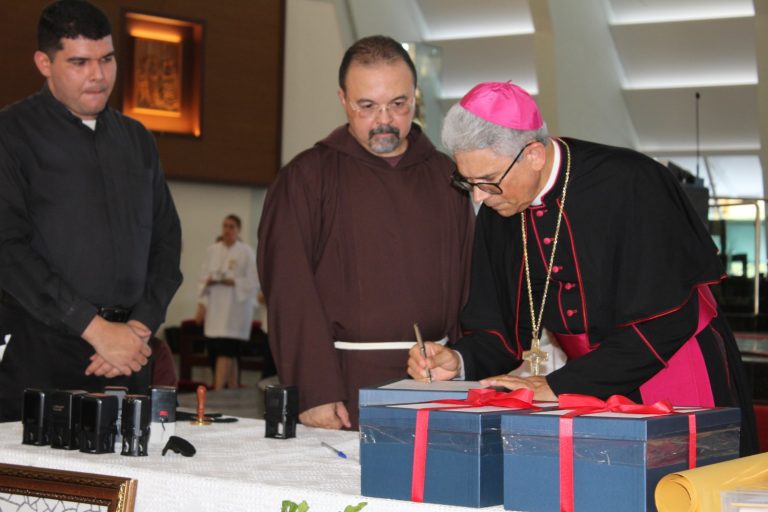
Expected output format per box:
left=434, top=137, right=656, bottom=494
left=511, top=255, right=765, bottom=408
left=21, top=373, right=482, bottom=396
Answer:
left=441, top=103, right=550, bottom=157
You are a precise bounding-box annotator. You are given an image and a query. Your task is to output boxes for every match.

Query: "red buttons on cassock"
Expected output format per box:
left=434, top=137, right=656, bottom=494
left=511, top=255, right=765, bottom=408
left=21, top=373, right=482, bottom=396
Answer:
left=536, top=210, right=546, bottom=217
left=543, top=237, right=552, bottom=245
left=567, top=309, right=578, bottom=317
left=564, top=282, right=576, bottom=290
left=552, top=265, right=562, bottom=273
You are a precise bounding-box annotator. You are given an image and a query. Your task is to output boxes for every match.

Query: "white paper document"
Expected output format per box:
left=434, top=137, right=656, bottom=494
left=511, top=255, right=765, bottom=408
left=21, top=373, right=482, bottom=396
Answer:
left=378, top=379, right=485, bottom=392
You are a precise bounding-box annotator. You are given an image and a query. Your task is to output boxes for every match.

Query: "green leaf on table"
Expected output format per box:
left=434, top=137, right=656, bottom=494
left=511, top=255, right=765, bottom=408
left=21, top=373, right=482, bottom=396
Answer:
left=281, top=500, right=309, bottom=512
left=342, top=503, right=367, bottom=512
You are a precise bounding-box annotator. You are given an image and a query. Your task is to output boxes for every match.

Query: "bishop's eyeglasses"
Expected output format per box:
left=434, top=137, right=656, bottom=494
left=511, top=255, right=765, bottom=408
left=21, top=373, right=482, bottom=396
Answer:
left=452, top=141, right=535, bottom=195
left=348, top=97, right=415, bottom=119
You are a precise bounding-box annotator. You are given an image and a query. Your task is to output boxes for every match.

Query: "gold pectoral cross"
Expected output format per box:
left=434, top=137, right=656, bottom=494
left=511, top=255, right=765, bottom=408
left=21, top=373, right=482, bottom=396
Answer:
left=522, top=336, right=549, bottom=376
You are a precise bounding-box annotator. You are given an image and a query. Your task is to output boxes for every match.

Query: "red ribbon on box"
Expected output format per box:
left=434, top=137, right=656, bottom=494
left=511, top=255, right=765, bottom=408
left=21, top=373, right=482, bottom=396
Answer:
left=556, top=394, right=698, bottom=512
left=409, top=388, right=540, bottom=502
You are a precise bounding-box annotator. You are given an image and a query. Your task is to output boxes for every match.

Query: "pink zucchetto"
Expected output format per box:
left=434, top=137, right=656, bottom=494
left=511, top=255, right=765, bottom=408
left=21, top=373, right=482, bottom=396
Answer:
left=459, top=81, right=543, bottom=130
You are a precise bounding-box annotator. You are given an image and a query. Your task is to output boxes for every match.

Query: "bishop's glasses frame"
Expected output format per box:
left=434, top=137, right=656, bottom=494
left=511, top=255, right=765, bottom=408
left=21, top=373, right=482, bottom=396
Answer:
left=452, top=140, right=537, bottom=195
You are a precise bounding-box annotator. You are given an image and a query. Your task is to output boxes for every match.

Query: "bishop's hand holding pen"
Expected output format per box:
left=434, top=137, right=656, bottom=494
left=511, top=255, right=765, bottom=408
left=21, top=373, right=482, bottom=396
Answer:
left=406, top=329, right=462, bottom=382
left=413, top=323, right=432, bottom=383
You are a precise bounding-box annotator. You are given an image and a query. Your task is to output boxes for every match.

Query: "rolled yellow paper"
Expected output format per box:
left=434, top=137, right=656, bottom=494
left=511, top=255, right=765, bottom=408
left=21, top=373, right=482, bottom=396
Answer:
left=655, top=453, right=768, bottom=512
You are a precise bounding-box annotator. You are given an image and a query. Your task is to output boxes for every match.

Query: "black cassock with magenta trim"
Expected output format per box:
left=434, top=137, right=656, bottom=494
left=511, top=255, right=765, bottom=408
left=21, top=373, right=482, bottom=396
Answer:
left=453, top=137, right=758, bottom=456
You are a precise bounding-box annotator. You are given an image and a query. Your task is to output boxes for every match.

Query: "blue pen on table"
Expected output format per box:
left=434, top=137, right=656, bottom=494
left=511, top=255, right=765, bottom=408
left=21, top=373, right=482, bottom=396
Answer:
left=321, top=441, right=347, bottom=459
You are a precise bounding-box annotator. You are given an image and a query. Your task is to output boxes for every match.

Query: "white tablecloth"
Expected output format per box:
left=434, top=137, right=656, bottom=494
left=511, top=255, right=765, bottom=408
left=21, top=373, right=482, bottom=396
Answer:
left=0, top=419, right=506, bottom=512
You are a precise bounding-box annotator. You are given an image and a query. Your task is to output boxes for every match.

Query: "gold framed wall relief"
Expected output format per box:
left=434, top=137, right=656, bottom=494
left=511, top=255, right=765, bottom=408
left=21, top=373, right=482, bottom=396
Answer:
left=0, top=463, right=137, bottom=512
left=122, top=12, right=203, bottom=137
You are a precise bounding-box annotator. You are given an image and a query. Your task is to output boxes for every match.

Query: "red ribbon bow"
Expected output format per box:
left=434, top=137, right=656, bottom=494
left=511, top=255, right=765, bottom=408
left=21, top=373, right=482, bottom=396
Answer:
left=410, top=388, right=539, bottom=503
left=556, top=394, right=696, bottom=512
left=434, top=387, right=539, bottom=409
left=558, top=393, right=674, bottom=416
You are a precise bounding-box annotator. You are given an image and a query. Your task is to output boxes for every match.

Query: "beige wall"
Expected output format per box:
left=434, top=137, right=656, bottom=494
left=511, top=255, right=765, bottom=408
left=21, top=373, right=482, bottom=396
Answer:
left=281, top=0, right=348, bottom=164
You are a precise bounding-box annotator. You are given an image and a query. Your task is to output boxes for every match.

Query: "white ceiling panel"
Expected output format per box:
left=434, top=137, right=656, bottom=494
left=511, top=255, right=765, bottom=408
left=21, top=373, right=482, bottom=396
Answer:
left=417, top=0, right=533, bottom=40
left=434, top=34, right=537, bottom=99
left=605, top=0, right=754, bottom=24
left=610, top=17, right=757, bottom=88
left=623, top=85, right=760, bottom=153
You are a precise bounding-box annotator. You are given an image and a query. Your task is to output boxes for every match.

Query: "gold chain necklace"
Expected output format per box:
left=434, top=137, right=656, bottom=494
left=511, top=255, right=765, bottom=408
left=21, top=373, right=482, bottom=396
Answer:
left=521, top=138, right=571, bottom=376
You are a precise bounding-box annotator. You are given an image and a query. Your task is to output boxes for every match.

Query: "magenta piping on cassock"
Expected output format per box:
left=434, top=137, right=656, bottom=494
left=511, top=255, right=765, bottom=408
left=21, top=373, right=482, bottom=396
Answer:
left=488, top=329, right=517, bottom=356
left=559, top=200, right=589, bottom=334
left=557, top=282, right=572, bottom=334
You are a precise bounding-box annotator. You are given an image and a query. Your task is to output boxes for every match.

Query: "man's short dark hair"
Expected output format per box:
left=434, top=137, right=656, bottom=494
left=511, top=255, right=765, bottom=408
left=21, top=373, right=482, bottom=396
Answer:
left=338, top=35, right=417, bottom=92
left=37, top=0, right=112, bottom=57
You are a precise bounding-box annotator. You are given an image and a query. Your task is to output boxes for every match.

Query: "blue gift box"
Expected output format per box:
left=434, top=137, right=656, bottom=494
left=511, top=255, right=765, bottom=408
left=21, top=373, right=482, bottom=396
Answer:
left=359, top=379, right=480, bottom=407
left=501, top=406, right=741, bottom=512
left=360, top=402, right=544, bottom=508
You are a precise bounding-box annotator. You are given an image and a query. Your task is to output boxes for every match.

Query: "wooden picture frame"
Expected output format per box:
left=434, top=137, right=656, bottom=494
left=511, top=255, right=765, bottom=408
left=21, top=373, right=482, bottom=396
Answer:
left=122, top=11, right=203, bottom=137
left=0, top=463, right=137, bottom=512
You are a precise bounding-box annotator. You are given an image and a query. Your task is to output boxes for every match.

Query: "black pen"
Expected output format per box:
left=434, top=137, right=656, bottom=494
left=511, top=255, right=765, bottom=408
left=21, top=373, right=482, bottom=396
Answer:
left=413, top=322, right=432, bottom=383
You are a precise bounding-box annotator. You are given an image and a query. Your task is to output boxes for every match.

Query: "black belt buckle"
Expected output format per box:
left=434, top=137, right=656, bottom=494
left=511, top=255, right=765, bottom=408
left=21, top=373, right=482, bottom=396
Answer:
left=97, top=307, right=131, bottom=323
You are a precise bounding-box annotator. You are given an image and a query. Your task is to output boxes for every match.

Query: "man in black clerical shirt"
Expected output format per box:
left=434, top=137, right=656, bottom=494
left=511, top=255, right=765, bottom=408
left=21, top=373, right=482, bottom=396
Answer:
left=0, top=0, right=182, bottom=420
